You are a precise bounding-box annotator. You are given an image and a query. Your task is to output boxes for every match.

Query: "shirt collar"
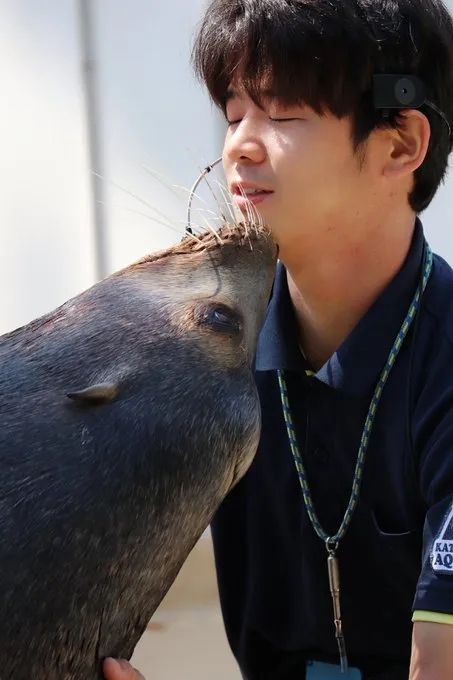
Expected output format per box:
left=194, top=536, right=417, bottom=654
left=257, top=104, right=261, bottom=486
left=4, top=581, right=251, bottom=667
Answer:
left=255, top=218, right=427, bottom=397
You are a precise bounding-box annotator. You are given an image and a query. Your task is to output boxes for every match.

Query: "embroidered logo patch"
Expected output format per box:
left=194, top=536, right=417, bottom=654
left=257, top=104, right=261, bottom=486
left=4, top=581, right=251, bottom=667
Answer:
left=432, top=505, right=453, bottom=573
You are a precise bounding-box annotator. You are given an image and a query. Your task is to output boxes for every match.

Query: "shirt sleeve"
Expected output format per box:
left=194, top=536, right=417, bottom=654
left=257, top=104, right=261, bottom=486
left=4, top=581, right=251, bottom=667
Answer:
left=413, top=392, right=453, bottom=615
left=413, top=611, right=453, bottom=625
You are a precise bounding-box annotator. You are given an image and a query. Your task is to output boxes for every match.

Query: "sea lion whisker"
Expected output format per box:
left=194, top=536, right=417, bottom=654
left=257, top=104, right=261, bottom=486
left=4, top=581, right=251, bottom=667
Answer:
left=189, top=206, right=225, bottom=220
left=169, top=183, right=215, bottom=209
left=93, top=173, right=179, bottom=228
left=106, top=204, right=185, bottom=236
left=198, top=170, right=229, bottom=226
left=176, top=220, right=209, bottom=239
left=244, top=192, right=264, bottom=238
left=213, top=180, right=242, bottom=230
left=246, top=201, right=262, bottom=240
left=238, top=185, right=255, bottom=235
left=140, top=165, right=214, bottom=232
left=141, top=164, right=189, bottom=202
left=102, top=199, right=204, bottom=243
left=201, top=217, right=224, bottom=244
left=211, top=178, right=246, bottom=229
left=237, top=186, right=258, bottom=235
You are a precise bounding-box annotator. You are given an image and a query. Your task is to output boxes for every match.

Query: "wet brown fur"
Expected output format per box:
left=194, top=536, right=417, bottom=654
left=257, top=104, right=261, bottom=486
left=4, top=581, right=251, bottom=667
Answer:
left=123, top=221, right=269, bottom=270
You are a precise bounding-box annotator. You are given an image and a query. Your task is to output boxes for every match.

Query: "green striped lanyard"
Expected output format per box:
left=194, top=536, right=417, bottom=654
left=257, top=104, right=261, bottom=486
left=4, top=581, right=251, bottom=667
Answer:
left=277, top=243, right=433, bottom=673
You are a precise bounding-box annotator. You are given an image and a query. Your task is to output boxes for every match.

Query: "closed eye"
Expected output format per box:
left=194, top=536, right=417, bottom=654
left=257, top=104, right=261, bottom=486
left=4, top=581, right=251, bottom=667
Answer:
left=268, top=117, right=301, bottom=122
left=227, top=117, right=303, bottom=126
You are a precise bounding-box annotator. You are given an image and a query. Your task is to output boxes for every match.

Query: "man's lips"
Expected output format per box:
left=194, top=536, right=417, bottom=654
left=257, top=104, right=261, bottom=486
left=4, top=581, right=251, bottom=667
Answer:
left=233, top=192, right=273, bottom=207
left=230, top=183, right=274, bottom=207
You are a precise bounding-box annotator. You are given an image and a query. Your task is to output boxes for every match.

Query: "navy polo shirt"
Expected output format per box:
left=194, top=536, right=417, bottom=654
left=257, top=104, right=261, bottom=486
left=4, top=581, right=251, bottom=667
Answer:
left=211, top=218, right=453, bottom=679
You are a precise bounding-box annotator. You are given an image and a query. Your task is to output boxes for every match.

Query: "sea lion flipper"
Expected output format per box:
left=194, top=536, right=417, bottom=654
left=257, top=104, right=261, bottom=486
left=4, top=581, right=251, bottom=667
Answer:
left=67, top=383, right=119, bottom=404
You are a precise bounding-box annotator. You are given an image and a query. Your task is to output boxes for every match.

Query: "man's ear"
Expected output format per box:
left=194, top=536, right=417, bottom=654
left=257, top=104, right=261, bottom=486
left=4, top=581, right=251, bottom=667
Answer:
left=382, top=109, right=431, bottom=179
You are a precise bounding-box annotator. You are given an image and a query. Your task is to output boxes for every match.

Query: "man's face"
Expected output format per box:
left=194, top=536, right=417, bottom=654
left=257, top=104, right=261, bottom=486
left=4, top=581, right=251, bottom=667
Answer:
left=223, top=85, right=380, bottom=251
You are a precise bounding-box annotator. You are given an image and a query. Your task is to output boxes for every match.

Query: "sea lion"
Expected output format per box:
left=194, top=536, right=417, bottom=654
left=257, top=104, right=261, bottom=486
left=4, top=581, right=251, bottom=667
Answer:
left=0, top=221, right=276, bottom=679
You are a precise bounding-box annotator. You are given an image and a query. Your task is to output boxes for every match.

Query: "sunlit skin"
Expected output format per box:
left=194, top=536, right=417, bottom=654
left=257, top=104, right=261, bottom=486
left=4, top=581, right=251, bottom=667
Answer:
left=224, top=84, right=430, bottom=369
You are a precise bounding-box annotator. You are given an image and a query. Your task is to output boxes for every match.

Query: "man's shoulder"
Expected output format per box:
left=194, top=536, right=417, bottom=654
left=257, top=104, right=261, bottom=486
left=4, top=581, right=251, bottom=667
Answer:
left=413, top=252, right=453, bottom=437
left=422, top=252, right=453, bottom=349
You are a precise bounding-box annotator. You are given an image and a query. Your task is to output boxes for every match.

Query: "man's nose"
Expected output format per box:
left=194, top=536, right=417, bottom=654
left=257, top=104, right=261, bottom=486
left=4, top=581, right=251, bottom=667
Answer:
left=223, top=120, right=267, bottom=166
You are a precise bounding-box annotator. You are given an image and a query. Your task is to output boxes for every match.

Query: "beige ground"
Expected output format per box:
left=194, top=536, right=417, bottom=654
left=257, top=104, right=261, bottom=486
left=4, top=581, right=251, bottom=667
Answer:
left=131, top=533, right=241, bottom=680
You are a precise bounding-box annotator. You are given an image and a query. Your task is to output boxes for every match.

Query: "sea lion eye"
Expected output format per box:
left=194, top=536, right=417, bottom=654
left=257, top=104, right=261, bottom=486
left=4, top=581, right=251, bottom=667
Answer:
left=197, top=304, right=243, bottom=335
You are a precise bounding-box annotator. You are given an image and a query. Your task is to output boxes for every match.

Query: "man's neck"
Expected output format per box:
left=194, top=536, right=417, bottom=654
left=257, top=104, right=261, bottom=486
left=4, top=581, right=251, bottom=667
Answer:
left=281, top=214, right=417, bottom=372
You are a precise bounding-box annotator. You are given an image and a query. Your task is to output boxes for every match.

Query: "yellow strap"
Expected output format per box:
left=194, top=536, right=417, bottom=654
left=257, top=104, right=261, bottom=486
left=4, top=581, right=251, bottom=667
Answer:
left=413, top=610, right=453, bottom=625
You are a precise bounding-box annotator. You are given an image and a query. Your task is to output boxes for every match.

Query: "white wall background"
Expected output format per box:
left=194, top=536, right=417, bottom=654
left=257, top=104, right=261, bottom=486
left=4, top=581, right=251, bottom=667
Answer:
left=0, top=0, right=221, bottom=334
left=0, top=0, right=452, bottom=335
left=0, top=1, right=96, bottom=333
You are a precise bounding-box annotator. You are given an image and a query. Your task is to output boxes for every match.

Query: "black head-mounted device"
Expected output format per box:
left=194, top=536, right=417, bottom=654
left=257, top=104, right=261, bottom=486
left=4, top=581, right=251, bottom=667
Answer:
left=373, top=74, right=451, bottom=138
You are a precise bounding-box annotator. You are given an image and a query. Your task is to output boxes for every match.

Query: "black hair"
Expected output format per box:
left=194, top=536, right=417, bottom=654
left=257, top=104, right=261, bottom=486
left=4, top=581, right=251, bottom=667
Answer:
left=192, top=0, right=453, bottom=213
